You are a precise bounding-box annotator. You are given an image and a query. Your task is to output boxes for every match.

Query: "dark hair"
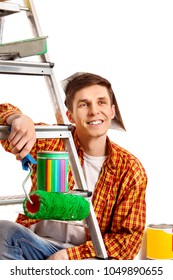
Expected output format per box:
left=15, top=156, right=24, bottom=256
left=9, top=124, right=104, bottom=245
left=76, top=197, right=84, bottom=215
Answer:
left=64, top=72, right=125, bottom=131
left=64, top=73, right=114, bottom=111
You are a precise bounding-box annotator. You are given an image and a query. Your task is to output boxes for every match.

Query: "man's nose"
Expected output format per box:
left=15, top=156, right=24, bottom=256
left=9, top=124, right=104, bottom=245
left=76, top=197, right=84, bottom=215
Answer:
left=89, top=103, right=99, bottom=115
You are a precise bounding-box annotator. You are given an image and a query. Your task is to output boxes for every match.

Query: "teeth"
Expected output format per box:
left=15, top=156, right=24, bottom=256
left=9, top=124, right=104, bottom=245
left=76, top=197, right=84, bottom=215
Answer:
left=89, top=120, right=102, bottom=125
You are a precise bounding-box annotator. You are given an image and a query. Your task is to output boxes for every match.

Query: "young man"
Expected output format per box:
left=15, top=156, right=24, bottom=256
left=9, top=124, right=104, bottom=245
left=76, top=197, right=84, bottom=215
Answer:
left=0, top=72, right=147, bottom=260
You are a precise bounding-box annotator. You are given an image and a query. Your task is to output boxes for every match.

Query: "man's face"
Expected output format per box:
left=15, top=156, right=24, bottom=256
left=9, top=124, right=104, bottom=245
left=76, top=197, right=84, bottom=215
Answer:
left=66, top=85, right=115, bottom=140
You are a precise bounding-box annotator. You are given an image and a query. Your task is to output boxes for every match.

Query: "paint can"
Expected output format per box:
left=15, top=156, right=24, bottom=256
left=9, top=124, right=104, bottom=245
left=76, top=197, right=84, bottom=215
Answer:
left=147, top=224, right=173, bottom=259
left=37, top=151, right=68, bottom=192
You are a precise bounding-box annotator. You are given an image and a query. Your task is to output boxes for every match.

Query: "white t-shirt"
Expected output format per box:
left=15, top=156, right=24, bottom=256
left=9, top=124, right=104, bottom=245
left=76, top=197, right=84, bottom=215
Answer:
left=30, top=153, right=107, bottom=247
left=83, top=152, right=107, bottom=195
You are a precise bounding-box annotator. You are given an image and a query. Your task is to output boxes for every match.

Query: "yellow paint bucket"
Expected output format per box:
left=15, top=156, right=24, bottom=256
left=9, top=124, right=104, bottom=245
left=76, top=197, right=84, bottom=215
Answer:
left=147, top=224, right=173, bottom=259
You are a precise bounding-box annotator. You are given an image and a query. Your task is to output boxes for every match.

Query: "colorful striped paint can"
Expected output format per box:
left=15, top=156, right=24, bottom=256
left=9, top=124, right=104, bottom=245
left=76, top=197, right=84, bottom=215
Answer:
left=37, top=151, right=68, bottom=193
left=147, top=224, right=173, bottom=259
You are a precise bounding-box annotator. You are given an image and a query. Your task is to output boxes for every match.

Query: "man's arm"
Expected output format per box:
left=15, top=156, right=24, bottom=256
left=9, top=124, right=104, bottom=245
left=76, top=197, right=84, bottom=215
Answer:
left=7, top=113, right=36, bottom=160
left=47, top=249, right=69, bottom=260
left=0, top=103, right=36, bottom=159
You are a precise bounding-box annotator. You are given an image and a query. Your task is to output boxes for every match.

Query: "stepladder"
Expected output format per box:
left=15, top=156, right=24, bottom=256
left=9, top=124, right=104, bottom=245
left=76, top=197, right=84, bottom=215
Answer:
left=0, top=0, right=108, bottom=259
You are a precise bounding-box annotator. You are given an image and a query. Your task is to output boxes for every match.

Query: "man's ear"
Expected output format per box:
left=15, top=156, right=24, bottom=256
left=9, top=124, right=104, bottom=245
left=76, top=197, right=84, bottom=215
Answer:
left=66, top=110, right=75, bottom=124
left=111, top=104, right=116, bottom=120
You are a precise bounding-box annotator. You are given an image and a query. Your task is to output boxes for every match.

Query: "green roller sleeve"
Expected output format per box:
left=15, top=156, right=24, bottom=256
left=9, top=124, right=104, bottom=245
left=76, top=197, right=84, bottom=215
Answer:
left=23, top=190, right=90, bottom=221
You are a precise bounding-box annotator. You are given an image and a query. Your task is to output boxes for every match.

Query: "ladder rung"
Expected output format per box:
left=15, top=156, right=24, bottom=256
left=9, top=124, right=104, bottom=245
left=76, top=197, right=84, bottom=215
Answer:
left=0, top=194, right=25, bottom=205
left=0, top=192, right=90, bottom=207
left=0, top=2, right=21, bottom=17
left=0, top=125, right=73, bottom=140
left=0, top=60, right=54, bottom=75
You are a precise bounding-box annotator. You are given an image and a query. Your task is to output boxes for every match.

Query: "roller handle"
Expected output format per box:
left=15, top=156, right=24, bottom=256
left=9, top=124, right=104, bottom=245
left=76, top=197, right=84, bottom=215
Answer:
left=22, top=154, right=37, bottom=170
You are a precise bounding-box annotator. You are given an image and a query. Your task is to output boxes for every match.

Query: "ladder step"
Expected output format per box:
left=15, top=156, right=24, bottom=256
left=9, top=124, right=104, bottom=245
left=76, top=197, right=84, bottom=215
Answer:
left=0, top=194, right=25, bottom=205
left=0, top=2, right=21, bottom=17
left=0, top=125, right=73, bottom=140
left=0, top=192, right=90, bottom=207
left=0, top=60, right=54, bottom=75
left=0, top=36, right=48, bottom=59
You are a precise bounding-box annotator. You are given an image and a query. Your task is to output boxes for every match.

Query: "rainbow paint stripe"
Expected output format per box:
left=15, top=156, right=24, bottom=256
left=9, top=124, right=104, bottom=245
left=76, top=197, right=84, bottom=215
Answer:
left=37, top=151, right=68, bottom=192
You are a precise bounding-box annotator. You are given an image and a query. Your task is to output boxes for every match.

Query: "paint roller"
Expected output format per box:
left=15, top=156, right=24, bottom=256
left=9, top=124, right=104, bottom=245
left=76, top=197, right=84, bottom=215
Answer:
left=23, top=189, right=90, bottom=221
left=21, top=154, right=90, bottom=221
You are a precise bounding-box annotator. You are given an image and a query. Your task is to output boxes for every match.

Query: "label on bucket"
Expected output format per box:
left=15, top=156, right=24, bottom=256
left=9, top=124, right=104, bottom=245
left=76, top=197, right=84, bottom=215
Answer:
left=37, top=151, right=68, bottom=192
left=147, top=224, right=173, bottom=259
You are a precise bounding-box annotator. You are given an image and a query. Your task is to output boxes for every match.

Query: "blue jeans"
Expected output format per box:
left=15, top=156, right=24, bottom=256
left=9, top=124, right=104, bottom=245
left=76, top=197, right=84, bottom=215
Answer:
left=0, top=220, right=63, bottom=260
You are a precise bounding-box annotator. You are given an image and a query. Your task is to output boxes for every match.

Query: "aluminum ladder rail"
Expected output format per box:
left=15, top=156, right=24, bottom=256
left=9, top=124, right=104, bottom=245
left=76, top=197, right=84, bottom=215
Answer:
left=0, top=0, right=108, bottom=259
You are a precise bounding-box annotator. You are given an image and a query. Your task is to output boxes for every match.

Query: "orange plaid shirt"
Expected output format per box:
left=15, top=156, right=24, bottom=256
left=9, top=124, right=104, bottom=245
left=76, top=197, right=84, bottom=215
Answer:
left=0, top=103, right=147, bottom=259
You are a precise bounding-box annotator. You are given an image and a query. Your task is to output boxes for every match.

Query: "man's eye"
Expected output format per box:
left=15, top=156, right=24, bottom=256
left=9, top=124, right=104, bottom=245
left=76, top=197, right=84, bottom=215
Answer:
left=79, top=103, right=87, bottom=107
left=99, top=101, right=106, bottom=105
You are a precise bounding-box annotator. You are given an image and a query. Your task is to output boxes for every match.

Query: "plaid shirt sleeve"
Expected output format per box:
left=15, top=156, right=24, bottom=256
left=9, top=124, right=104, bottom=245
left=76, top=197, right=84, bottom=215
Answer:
left=0, top=103, right=22, bottom=124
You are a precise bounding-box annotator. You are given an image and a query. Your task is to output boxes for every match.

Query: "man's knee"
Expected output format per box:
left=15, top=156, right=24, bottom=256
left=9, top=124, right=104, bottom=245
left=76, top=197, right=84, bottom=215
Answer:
left=0, top=220, right=18, bottom=239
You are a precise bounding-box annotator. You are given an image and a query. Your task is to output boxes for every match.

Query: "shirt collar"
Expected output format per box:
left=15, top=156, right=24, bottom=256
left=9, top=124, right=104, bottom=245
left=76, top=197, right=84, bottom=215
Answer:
left=72, top=127, right=115, bottom=169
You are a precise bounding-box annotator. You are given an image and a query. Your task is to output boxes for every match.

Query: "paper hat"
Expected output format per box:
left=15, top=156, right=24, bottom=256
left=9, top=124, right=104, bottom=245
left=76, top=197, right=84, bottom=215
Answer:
left=61, top=72, right=126, bottom=131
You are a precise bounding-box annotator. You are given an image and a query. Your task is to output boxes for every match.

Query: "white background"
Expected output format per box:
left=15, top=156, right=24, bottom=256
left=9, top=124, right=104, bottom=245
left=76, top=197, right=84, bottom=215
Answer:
left=0, top=0, right=173, bottom=259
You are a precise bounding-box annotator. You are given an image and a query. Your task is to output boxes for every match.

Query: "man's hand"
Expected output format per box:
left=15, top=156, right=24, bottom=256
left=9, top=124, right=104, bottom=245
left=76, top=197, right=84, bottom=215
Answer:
left=47, top=249, right=69, bottom=260
left=7, top=114, right=36, bottom=160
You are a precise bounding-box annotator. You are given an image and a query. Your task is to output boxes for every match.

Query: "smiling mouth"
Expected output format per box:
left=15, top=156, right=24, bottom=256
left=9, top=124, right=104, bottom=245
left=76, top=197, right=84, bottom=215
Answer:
left=87, top=120, right=103, bottom=125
